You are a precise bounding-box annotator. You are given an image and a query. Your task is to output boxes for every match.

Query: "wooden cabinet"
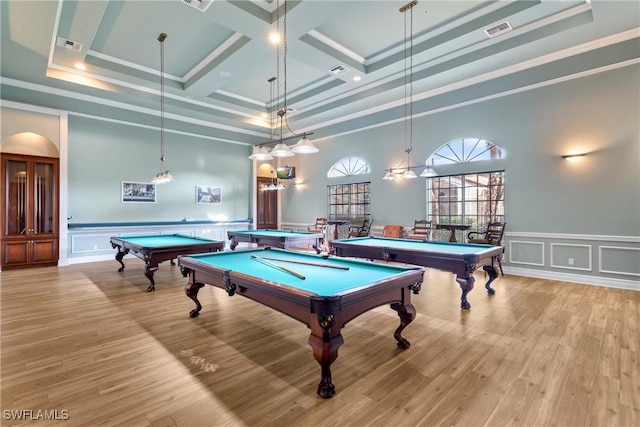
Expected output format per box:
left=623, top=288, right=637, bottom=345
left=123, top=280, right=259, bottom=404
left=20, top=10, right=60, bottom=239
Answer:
left=1, top=153, right=59, bottom=269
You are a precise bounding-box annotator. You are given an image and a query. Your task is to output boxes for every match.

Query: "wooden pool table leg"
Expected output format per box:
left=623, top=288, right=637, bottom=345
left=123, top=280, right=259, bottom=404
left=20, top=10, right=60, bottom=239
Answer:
left=455, top=276, right=475, bottom=309
left=390, top=301, right=416, bottom=349
left=308, top=314, right=344, bottom=399
left=185, top=281, right=206, bottom=317
left=312, top=238, right=324, bottom=254
left=144, top=262, right=159, bottom=292
left=229, top=237, right=238, bottom=250
left=482, top=265, right=498, bottom=295
left=114, top=248, right=128, bottom=272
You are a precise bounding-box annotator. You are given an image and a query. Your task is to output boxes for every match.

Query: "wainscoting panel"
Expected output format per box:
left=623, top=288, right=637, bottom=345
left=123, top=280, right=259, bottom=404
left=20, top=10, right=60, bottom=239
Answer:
left=508, top=241, right=545, bottom=266
left=599, top=246, right=640, bottom=277
left=550, top=243, right=592, bottom=271
left=71, top=233, right=117, bottom=254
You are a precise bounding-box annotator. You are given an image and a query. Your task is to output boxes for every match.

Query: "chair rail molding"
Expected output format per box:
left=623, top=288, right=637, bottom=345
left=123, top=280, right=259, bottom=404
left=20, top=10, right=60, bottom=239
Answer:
left=505, top=231, right=640, bottom=243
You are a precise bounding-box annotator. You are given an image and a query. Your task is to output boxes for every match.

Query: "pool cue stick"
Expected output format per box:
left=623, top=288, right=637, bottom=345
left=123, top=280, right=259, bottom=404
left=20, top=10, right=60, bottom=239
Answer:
left=251, top=255, right=306, bottom=280
left=258, top=256, right=349, bottom=270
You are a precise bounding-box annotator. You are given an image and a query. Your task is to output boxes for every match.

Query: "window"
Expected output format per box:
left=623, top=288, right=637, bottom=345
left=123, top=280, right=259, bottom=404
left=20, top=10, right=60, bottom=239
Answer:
left=427, top=171, right=504, bottom=234
left=328, top=156, right=370, bottom=177
left=327, top=181, right=371, bottom=221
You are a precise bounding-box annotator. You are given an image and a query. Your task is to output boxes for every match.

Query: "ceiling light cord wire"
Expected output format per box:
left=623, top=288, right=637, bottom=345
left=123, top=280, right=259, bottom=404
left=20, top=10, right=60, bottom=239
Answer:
left=392, top=0, right=419, bottom=173
left=160, top=34, right=165, bottom=167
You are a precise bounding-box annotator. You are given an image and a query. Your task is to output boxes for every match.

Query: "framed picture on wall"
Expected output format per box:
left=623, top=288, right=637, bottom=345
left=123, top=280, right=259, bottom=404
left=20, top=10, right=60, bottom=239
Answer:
left=122, top=181, right=156, bottom=203
left=196, top=185, right=221, bottom=204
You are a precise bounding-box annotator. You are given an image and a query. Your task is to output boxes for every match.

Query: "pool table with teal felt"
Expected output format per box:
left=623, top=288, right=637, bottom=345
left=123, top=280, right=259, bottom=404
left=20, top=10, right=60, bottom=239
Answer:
left=330, top=236, right=504, bottom=309
left=110, top=234, right=224, bottom=292
left=227, top=229, right=325, bottom=253
left=178, top=247, right=424, bottom=398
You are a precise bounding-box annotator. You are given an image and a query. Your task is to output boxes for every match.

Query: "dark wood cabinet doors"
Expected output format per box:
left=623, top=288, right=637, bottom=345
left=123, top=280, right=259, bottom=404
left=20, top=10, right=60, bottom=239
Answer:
left=1, top=153, right=59, bottom=270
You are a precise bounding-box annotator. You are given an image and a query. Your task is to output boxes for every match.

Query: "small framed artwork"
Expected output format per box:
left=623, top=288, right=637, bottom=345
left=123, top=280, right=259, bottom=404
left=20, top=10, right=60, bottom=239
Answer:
left=122, top=181, right=156, bottom=203
left=196, top=185, right=221, bottom=204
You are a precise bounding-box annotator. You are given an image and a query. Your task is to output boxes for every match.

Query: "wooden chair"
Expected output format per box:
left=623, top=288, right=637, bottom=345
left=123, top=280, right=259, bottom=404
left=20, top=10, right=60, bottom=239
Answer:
left=406, top=220, right=432, bottom=240
left=308, top=217, right=328, bottom=234
left=382, top=225, right=404, bottom=238
left=348, top=218, right=372, bottom=238
left=306, top=217, right=327, bottom=252
left=468, top=221, right=506, bottom=275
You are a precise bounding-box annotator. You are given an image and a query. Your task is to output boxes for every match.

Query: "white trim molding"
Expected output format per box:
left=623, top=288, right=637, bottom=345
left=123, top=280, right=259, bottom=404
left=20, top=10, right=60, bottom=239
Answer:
left=599, top=246, right=640, bottom=277
left=550, top=243, right=592, bottom=272
left=508, top=241, right=545, bottom=266
left=505, top=266, right=639, bottom=292
left=506, top=231, right=640, bottom=243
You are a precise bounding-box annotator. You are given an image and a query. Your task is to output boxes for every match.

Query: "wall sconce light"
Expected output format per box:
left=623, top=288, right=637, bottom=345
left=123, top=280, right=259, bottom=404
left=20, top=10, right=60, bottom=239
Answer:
left=561, top=153, right=586, bottom=162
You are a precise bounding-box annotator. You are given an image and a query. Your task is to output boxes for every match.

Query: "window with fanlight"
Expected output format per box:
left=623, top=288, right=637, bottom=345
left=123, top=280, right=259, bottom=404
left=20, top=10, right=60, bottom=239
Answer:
left=326, top=157, right=371, bottom=233
left=426, top=138, right=505, bottom=238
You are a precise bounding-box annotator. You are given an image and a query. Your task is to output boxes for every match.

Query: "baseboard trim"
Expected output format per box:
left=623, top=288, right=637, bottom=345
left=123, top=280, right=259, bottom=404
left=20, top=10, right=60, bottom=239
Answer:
left=504, top=266, right=639, bottom=291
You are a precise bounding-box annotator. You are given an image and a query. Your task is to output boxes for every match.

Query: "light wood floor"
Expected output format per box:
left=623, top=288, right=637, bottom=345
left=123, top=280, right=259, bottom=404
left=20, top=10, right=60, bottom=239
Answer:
left=1, top=258, right=638, bottom=427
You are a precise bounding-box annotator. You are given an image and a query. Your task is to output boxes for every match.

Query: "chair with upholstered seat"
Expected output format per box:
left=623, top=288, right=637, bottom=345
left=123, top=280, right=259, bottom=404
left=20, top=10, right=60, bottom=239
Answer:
left=468, top=221, right=506, bottom=275
left=382, top=225, right=404, bottom=238
left=348, top=218, right=372, bottom=238
left=406, top=220, right=432, bottom=241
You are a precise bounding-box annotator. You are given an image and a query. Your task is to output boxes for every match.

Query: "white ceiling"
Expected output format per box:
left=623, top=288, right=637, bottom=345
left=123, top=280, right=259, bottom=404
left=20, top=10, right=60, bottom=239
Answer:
left=1, top=0, right=639, bottom=148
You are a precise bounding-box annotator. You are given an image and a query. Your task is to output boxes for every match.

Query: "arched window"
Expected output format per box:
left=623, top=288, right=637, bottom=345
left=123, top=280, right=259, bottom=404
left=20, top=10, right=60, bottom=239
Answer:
left=428, top=138, right=503, bottom=165
left=327, top=156, right=370, bottom=178
left=425, top=138, right=505, bottom=238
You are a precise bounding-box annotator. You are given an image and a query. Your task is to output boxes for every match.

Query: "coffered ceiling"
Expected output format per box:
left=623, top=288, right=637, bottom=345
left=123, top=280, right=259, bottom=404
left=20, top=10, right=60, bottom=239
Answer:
left=1, top=0, right=639, bottom=148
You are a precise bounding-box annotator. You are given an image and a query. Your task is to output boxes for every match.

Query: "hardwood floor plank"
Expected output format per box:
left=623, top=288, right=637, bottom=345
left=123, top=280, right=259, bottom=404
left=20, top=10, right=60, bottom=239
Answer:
left=484, top=377, right=540, bottom=427
left=619, top=349, right=640, bottom=410
left=588, top=374, right=623, bottom=427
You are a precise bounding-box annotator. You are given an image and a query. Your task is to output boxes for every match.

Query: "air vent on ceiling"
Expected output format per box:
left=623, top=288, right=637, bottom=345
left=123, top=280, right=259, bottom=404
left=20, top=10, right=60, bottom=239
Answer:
left=56, top=37, right=83, bottom=52
left=484, top=21, right=513, bottom=38
left=181, top=0, right=213, bottom=12
left=329, top=65, right=350, bottom=76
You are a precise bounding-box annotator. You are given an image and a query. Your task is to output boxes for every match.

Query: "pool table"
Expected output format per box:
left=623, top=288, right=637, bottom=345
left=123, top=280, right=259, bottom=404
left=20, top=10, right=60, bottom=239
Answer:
left=227, top=229, right=325, bottom=253
left=330, top=236, right=504, bottom=309
left=177, top=247, right=423, bottom=398
left=110, top=234, right=224, bottom=292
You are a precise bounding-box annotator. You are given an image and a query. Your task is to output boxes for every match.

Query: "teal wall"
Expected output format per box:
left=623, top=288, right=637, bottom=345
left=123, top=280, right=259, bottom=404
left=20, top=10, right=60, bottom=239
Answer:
left=67, top=116, right=252, bottom=223
left=279, top=65, right=640, bottom=237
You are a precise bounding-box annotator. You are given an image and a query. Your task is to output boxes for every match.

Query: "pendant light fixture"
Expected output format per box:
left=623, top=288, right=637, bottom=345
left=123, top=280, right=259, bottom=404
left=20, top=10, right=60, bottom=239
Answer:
left=152, top=32, right=172, bottom=184
left=270, top=110, right=295, bottom=158
left=248, top=144, right=273, bottom=161
left=383, top=1, right=436, bottom=180
left=249, top=78, right=277, bottom=161
left=259, top=169, right=286, bottom=191
left=248, top=0, right=318, bottom=160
